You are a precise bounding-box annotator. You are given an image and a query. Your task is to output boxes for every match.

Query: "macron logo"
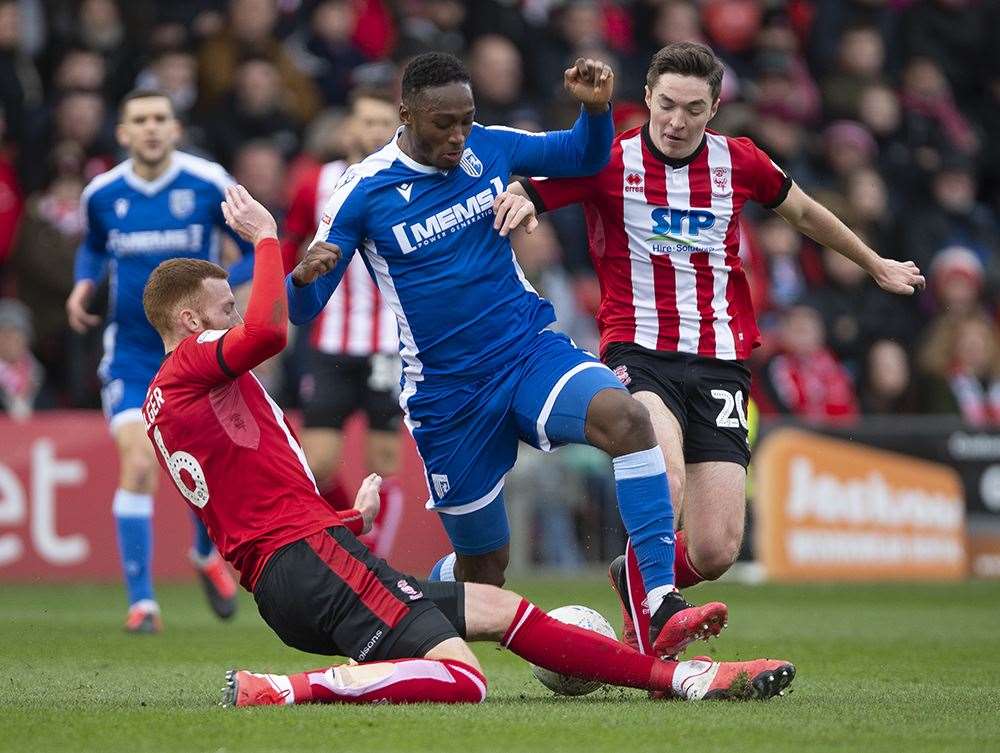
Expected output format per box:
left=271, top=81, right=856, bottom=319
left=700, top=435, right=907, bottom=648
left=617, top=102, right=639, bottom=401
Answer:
left=396, top=183, right=413, bottom=202
left=391, top=176, right=504, bottom=254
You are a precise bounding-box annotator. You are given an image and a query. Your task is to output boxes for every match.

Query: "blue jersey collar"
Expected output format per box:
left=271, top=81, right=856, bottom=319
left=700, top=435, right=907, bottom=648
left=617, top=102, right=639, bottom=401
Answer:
left=122, top=155, right=181, bottom=196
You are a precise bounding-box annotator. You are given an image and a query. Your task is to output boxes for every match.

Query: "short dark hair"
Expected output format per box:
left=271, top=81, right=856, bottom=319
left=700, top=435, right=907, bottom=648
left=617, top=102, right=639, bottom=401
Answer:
left=400, top=53, right=471, bottom=105
left=646, top=42, right=724, bottom=102
left=118, top=88, right=175, bottom=121
left=143, top=258, right=227, bottom=337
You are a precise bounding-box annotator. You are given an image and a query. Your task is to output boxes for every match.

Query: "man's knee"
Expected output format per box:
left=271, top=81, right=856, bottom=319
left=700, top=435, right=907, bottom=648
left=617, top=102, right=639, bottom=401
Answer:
left=455, top=551, right=509, bottom=587
left=587, top=392, right=655, bottom=455
left=688, top=530, right=742, bottom=581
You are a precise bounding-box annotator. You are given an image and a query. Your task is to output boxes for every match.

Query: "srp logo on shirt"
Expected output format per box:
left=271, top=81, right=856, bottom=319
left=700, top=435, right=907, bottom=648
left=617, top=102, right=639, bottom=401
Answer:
left=648, top=207, right=717, bottom=241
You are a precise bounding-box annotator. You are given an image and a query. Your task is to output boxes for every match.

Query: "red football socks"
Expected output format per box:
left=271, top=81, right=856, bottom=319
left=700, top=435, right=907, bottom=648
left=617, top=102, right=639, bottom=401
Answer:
left=674, top=530, right=707, bottom=589
left=287, top=658, right=487, bottom=704
left=501, top=598, right=676, bottom=694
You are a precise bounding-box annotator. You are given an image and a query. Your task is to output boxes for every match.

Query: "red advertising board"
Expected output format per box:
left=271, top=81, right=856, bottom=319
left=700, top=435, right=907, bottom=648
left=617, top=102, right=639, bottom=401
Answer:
left=0, top=411, right=451, bottom=582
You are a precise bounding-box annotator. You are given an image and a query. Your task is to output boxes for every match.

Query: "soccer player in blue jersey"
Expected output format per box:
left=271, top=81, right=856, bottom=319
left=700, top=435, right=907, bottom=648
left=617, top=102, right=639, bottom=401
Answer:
left=287, top=54, right=727, bottom=658
left=66, top=90, right=252, bottom=633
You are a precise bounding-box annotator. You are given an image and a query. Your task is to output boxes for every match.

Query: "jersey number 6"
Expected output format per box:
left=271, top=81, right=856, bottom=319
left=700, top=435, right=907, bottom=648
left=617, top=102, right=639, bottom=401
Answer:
left=152, top=426, right=210, bottom=508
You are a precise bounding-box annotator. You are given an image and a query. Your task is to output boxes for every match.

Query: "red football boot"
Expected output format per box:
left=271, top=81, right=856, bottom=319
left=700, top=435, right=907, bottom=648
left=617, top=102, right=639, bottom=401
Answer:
left=675, top=658, right=795, bottom=701
left=649, top=590, right=728, bottom=658
left=222, top=670, right=291, bottom=708
left=607, top=555, right=640, bottom=652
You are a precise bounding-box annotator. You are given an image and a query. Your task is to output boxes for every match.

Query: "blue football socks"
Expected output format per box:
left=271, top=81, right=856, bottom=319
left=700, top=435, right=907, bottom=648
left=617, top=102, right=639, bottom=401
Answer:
left=112, top=489, right=155, bottom=606
left=612, top=448, right=675, bottom=613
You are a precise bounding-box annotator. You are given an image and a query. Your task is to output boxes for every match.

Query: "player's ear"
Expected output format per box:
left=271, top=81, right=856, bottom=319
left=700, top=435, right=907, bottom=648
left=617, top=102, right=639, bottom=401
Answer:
left=178, top=307, right=200, bottom=334
left=115, top=121, right=130, bottom=150
left=644, top=85, right=652, bottom=111
left=708, top=96, right=720, bottom=121
left=398, top=101, right=411, bottom=128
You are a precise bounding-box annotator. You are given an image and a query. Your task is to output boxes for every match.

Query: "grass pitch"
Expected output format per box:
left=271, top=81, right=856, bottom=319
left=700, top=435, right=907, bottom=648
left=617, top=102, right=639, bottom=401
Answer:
left=2, top=578, right=998, bottom=753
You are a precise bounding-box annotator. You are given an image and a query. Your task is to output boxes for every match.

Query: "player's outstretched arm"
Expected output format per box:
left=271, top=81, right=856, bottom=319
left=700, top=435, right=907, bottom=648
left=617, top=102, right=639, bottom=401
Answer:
left=487, top=58, right=613, bottom=179
left=218, top=185, right=322, bottom=374
left=774, top=182, right=926, bottom=295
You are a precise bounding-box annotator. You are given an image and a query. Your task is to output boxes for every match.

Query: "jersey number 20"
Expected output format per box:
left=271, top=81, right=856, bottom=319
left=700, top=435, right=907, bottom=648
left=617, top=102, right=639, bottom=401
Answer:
left=152, top=426, right=210, bottom=508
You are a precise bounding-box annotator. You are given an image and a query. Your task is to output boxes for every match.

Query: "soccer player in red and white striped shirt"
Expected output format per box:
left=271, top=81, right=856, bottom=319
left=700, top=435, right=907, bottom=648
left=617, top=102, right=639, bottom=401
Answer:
left=140, top=184, right=795, bottom=707
left=283, top=89, right=404, bottom=558
left=503, top=42, right=924, bottom=654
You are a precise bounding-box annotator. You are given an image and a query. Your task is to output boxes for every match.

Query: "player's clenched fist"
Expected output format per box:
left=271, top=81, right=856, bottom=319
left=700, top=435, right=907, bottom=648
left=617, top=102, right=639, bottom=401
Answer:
left=291, top=241, right=342, bottom=286
left=222, top=184, right=278, bottom=244
left=564, top=57, right=614, bottom=113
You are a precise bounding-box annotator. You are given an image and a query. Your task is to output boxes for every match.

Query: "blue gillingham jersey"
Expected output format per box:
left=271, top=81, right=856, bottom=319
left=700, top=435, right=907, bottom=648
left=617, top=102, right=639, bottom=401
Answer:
left=75, top=152, right=254, bottom=381
left=287, top=107, right=613, bottom=393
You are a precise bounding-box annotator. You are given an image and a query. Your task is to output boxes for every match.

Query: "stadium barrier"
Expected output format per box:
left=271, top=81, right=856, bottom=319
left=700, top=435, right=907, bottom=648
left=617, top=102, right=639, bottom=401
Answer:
left=0, top=411, right=451, bottom=582
left=754, top=428, right=967, bottom=581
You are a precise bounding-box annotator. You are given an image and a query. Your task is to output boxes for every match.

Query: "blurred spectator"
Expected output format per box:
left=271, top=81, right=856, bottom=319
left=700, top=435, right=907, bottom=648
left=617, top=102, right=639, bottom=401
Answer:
left=901, top=153, right=999, bottom=282
left=844, top=167, right=897, bottom=257
left=0, top=298, right=42, bottom=420
left=0, top=107, right=21, bottom=272
left=295, top=0, right=369, bottom=107
left=928, top=246, right=987, bottom=318
left=820, top=24, right=886, bottom=121
left=751, top=50, right=820, bottom=128
left=899, top=56, right=978, bottom=164
left=751, top=214, right=823, bottom=326
left=858, top=338, right=919, bottom=415
left=918, top=312, right=1000, bottom=425
left=811, top=246, right=915, bottom=374
left=8, top=144, right=83, bottom=400
left=467, top=35, right=528, bottom=126
left=135, top=48, right=199, bottom=122
left=202, top=56, right=302, bottom=164
left=856, top=82, right=914, bottom=201
left=23, top=90, right=114, bottom=191
left=0, top=0, right=43, bottom=145
left=394, top=0, right=467, bottom=61
left=756, top=303, right=859, bottom=423
left=72, top=0, right=140, bottom=102
left=900, top=0, right=990, bottom=110
left=819, top=120, right=877, bottom=186
left=51, top=47, right=106, bottom=95
left=232, top=140, right=287, bottom=224
left=198, top=0, right=321, bottom=123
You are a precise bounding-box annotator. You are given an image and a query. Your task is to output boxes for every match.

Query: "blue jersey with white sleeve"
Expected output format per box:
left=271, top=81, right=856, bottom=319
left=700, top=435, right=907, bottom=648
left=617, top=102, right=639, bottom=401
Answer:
left=287, top=107, right=612, bottom=390
left=75, top=152, right=253, bottom=385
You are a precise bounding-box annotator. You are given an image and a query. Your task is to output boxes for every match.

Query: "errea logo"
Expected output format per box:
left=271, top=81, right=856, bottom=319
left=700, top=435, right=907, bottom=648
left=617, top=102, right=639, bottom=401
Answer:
left=625, top=172, right=644, bottom=193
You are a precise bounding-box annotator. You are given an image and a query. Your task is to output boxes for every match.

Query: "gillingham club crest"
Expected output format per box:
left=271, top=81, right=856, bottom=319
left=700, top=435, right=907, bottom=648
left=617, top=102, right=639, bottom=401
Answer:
left=168, top=189, right=196, bottom=219
left=459, top=148, right=483, bottom=177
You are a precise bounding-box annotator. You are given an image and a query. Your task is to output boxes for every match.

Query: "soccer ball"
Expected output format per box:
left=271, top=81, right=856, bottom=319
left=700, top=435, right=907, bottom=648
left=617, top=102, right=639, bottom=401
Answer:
left=530, top=605, right=617, bottom=696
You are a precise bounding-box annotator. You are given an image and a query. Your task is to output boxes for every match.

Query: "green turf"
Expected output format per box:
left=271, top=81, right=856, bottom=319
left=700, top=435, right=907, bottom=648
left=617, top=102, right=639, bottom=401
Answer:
left=2, top=579, right=998, bottom=753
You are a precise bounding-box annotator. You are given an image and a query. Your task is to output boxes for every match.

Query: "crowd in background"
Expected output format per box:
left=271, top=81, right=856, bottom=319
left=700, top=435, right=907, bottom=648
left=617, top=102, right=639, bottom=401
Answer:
left=0, top=0, right=998, bottom=429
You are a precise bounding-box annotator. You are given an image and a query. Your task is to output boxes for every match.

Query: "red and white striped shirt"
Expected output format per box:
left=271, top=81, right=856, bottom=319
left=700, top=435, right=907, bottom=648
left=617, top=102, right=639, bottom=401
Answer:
left=526, top=126, right=790, bottom=361
left=284, top=160, right=398, bottom=355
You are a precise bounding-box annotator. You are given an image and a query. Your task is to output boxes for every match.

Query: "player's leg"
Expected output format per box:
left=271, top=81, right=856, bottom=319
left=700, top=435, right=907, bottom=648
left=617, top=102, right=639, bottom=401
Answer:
left=229, top=527, right=486, bottom=707
left=514, top=333, right=727, bottom=657
left=609, top=390, right=687, bottom=651
left=457, top=582, right=793, bottom=701
left=104, top=376, right=161, bottom=633
left=414, top=374, right=520, bottom=586
left=299, top=352, right=361, bottom=510
left=672, top=357, right=754, bottom=583
left=359, top=353, right=405, bottom=556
